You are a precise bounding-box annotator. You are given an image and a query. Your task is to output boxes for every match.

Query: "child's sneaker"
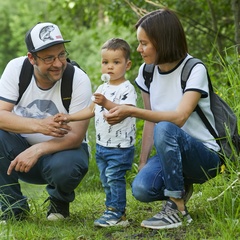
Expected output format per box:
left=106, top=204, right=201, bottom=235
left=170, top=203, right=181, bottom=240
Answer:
left=94, top=207, right=129, bottom=227
left=141, top=200, right=193, bottom=230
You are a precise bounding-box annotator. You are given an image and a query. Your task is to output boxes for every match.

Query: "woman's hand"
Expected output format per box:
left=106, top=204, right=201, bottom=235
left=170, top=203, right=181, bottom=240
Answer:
left=104, top=105, right=131, bottom=125
left=138, top=161, right=146, bottom=172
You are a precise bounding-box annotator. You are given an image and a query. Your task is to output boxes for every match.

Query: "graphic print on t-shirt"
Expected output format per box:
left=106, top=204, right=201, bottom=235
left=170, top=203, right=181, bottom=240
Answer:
left=18, top=99, right=58, bottom=118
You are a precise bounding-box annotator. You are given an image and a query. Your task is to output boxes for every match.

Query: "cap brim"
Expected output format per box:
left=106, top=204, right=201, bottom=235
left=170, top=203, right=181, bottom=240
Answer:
left=30, top=40, right=71, bottom=53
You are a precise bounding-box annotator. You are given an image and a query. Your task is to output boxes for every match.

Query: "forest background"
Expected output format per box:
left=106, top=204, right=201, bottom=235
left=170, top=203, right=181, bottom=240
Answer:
left=0, top=0, right=239, bottom=239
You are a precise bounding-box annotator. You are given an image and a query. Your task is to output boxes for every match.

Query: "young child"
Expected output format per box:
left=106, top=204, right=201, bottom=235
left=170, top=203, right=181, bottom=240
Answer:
left=54, top=38, right=137, bottom=227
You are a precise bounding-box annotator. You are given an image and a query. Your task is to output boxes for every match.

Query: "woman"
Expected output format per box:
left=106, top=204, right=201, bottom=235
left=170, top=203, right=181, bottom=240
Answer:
left=104, top=8, right=221, bottom=230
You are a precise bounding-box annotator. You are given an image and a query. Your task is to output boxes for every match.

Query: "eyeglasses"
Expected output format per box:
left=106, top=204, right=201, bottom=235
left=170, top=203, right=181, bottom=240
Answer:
left=34, top=51, right=69, bottom=64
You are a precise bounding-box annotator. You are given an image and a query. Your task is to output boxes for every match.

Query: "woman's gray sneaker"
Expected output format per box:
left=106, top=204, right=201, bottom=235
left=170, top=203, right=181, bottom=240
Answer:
left=141, top=200, right=193, bottom=230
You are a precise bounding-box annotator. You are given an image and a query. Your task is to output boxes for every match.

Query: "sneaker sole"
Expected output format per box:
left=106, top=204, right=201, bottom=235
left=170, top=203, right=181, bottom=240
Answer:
left=94, top=220, right=129, bottom=228
left=47, top=213, right=66, bottom=221
left=141, top=217, right=193, bottom=230
left=141, top=221, right=182, bottom=230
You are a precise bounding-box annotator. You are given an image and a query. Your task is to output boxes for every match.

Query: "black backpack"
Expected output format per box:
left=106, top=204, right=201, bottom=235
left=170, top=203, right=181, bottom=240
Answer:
left=143, top=58, right=240, bottom=162
left=16, top=57, right=82, bottom=112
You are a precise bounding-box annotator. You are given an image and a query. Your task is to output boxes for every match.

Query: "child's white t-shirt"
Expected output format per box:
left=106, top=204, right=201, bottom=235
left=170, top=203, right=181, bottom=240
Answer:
left=94, top=80, right=137, bottom=148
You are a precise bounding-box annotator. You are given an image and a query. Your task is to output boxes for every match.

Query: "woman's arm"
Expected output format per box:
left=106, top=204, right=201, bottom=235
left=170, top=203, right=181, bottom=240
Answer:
left=105, top=90, right=201, bottom=127
left=138, top=91, right=154, bottom=170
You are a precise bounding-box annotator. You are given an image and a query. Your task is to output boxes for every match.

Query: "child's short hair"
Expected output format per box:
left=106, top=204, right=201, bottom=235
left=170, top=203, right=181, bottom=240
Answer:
left=101, top=38, right=131, bottom=60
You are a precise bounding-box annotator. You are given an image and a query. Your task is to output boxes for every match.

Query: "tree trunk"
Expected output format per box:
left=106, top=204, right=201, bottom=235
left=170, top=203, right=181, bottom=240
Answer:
left=232, top=0, right=240, bottom=54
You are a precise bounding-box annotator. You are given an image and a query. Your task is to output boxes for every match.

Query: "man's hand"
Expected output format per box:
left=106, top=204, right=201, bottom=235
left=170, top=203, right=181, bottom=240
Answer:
left=39, top=116, right=71, bottom=137
left=7, top=145, right=41, bottom=175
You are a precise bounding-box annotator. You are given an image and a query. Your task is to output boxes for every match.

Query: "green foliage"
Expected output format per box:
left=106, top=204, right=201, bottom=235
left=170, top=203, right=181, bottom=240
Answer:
left=0, top=0, right=48, bottom=73
left=174, top=0, right=236, bottom=57
left=46, top=0, right=111, bottom=29
left=0, top=0, right=237, bottom=74
left=65, top=23, right=138, bottom=87
left=206, top=47, right=240, bottom=111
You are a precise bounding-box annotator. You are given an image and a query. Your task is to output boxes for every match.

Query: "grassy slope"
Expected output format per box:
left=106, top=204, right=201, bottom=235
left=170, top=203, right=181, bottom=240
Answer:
left=0, top=174, right=239, bottom=239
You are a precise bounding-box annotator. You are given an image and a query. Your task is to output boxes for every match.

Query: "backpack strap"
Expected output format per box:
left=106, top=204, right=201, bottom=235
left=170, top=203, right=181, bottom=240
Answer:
left=181, top=57, right=214, bottom=92
left=195, top=105, right=218, bottom=138
left=17, top=57, right=33, bottom=105
left=143, top=63, right=155, bottom=90
left=17, top=57, right=74, bottom=112
left=61, top=62, right=74, bottom=112
left=181, top=58, right=219, bottom=139
left=181, top=58, right=204, bottom=91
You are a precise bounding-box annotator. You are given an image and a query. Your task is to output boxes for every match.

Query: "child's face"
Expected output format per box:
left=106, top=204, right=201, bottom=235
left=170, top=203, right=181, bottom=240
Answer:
left=101, top=49, right=131, bottom=84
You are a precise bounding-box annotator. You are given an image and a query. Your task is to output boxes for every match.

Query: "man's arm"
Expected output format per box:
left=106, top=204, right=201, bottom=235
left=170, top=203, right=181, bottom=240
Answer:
left=0, top=100, right=89, bottom=175
left=34, top=118, right=89, bottom=154
left=0, top=100, right=70, bottom=137
left=7, top=115, right=90, bottom=175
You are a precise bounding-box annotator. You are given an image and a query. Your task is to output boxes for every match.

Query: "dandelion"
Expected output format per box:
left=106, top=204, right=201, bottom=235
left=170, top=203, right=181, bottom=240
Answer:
left=101, top=73, right=110, bottom=83
left=91, top=74, right=110, bottom=103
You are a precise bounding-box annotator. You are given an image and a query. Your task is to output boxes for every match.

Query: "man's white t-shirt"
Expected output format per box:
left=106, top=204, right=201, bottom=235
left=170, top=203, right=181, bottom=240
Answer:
left=135, top=55, right=220, bottom=152
left=94, top=80, right=137, bottom=148
left=0, top=56, right=92, bottom=145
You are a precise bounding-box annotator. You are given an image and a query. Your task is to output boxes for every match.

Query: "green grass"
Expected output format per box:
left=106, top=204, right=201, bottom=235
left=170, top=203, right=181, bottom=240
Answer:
left=0, top=159, right=239, bottom=239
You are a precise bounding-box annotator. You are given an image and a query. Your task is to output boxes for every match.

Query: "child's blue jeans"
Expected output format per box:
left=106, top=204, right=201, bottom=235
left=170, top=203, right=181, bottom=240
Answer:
left=96, top=144, right=134, bottom=213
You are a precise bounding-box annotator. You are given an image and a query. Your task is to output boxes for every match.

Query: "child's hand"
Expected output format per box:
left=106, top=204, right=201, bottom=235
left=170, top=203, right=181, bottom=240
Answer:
left=54, top=113, right=70, bottom=123
left=93, top=93, right=107, bottom=106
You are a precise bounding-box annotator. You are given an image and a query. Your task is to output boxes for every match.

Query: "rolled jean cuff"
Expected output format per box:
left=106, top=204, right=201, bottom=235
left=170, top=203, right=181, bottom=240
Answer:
left=164, top=189, right=184, bottom=199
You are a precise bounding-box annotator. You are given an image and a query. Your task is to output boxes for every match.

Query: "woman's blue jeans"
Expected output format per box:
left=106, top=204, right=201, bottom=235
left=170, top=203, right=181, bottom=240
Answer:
left=96, top=144, right=134, bottom=213
left=0, top=130, right=89, bottom=212
left=132, top=121, right=221, bottom=202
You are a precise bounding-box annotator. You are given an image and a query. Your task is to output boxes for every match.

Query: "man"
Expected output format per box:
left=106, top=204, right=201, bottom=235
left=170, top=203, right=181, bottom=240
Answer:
left=0, top=22, right=92, bottom=222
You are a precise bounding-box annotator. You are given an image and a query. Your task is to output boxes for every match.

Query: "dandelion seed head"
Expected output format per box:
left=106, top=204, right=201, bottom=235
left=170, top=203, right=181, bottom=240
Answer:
left=101, top=74, right=110, bottom=83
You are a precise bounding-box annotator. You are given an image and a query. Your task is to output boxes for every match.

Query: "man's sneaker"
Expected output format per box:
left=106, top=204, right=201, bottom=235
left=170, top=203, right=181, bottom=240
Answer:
left=94, top=207, right=129, bottom=227
left=45, top=197, right=69, bottom=221
left=0, top=210, right=29, bottom=224
left=141, top=200, right=193, bottom=230
left=183, top=184, right=193, bottom=204
left=0, top=205, right=30, bottom=224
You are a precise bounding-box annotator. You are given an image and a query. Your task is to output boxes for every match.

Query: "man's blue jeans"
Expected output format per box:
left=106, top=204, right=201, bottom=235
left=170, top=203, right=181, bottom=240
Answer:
left=96, top=144, right=134, bottom=213
left=132, top=121, right=221, bottom=202
left=0, top=130, right=89, bottom=212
